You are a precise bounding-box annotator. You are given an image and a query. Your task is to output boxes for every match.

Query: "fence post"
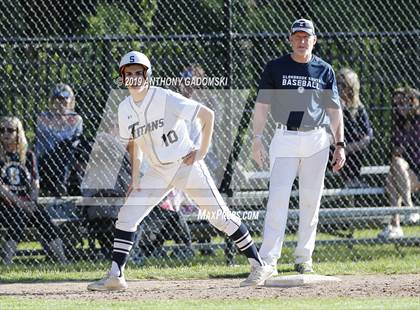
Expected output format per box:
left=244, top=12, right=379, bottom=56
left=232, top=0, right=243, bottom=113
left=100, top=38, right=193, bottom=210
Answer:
left=221, top=0, right=237, bottom=266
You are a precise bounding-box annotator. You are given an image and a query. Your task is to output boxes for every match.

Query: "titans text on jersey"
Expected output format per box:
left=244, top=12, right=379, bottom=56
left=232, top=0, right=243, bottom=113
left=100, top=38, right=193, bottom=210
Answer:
left=128, top=118, right=164, bottom=138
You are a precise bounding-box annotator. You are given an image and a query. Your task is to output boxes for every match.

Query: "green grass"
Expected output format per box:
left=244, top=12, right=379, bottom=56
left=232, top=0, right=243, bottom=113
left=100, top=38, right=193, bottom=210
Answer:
left=13, top=226, right=420, bottom=250
left=1, top=226, right=418, bottom=309
left=0, top=249, right=418, bottom=284
left=1, top=226, right=418, bottom=283
left=0, top=297, right=419, bottom=310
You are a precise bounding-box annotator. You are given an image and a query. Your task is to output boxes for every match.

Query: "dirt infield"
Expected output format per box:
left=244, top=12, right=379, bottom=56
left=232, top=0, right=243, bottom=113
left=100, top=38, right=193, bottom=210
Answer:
left=0, top=274, right=418, bottom=301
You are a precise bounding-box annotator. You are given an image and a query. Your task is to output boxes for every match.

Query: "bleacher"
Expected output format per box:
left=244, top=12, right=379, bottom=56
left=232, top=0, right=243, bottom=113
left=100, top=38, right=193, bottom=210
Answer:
left=13, top=164, right=416, bottom=264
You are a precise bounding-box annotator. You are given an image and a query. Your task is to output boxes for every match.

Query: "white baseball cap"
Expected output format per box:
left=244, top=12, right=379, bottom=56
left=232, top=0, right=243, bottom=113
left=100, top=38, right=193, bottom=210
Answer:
left=291, top=19, right=315, bottom=36
left=119, top=51, right=152, bottom=78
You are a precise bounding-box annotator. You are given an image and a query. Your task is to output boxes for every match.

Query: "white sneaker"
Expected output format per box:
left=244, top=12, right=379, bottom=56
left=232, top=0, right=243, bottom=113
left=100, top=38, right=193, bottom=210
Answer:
left=408, top=213, right=420, bottom=224
left=378, top=225, right=404, bottom=239
left=87, top=273, right=128, bottom=291
left=240, top=264, right=277, bottom=287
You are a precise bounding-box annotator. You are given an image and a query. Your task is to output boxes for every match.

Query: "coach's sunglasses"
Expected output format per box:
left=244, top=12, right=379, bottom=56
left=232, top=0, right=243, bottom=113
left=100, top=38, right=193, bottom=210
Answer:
left=0, top=127, right=17, bottom=134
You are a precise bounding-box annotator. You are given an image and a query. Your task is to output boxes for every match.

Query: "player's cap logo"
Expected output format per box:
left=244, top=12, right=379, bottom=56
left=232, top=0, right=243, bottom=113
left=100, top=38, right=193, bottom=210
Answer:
left=291, top=18, right=315, bottom=36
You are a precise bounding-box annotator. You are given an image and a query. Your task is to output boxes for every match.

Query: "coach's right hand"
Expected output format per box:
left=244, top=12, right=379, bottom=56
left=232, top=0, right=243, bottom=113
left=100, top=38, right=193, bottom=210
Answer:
left=252, top=137, right=267, bottom=168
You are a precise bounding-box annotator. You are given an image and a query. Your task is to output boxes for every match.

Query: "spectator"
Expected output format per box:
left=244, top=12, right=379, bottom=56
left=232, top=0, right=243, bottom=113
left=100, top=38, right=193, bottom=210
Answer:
left=0, top=116, right=68, bottom=264
left=379, top=87, right=420, bottom=238
left=336, top=68, right=373, bottom=187
left=36, top=83, right=83, bottom=196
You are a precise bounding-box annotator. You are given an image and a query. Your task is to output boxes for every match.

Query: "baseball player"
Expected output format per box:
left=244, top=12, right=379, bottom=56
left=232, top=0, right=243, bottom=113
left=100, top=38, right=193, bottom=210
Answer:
left=250, top=19, right=346, bottom=284
left=88, top=51, right=273, bottom=291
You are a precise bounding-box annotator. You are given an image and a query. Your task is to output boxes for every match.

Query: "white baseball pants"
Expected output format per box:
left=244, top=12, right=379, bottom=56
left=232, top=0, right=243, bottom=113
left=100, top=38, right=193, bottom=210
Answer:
left=259, top=127, right=330, bottom=266
left=116, top=160, right=241, bottom=235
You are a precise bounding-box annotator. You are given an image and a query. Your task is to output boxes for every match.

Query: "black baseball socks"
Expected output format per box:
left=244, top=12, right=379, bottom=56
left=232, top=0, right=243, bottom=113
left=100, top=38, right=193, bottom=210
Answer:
left=110, top=229, right=136, bottom=277
left=230, top=223, right=265, bottom=266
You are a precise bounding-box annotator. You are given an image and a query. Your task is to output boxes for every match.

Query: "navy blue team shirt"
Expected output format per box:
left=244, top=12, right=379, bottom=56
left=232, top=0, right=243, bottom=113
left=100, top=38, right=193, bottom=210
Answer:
left=0, top=151, right=38, bottom=200
left=257, top=54, right=341, bottom=129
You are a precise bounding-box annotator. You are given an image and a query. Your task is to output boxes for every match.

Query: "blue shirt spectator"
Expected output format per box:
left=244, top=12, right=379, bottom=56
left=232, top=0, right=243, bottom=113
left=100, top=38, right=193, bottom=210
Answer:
left=36, top=84, right=83, bottom=195
left=36, top=110, right=82, bottom=158
left=336, top=68, right=373, bottom=185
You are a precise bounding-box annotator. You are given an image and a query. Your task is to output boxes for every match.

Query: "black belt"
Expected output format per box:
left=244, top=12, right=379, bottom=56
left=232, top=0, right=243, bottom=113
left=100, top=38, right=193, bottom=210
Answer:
left=277, top=123, right=323, bottom=132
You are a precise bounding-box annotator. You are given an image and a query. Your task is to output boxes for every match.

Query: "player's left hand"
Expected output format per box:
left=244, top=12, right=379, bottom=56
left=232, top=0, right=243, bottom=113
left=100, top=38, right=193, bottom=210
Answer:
left=127, top=182, right=141, bottom=197
left=332, top=147, right=346, bottom=173
left=182, top=149, right=204, bottom=166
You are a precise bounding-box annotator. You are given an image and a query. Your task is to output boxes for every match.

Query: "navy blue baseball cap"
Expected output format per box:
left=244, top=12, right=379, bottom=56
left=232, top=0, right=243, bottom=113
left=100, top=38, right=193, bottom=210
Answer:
left=291, top=19, right=315, bottom=36
left=51, top=84, right=74, bottom=100
left=180, top=69, right=193, bottom=79
left=53, top=90, right=71, bottom=99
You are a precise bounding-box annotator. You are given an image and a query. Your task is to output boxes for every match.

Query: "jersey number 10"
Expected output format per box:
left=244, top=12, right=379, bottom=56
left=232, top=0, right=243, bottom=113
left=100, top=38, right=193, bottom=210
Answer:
left=162, top=130, right=178, bottom=147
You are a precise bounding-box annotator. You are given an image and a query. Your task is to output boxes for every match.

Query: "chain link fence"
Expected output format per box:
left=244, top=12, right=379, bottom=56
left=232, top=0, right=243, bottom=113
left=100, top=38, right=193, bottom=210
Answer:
left=0, top=0, right=419, bottom=268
